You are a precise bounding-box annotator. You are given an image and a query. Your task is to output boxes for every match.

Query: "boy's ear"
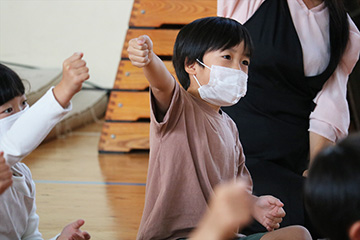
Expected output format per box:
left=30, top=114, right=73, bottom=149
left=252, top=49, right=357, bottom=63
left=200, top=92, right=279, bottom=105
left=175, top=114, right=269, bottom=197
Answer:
left=349, top=221, right=360, bottom=240
left=184, top=59, right=197, bottom=75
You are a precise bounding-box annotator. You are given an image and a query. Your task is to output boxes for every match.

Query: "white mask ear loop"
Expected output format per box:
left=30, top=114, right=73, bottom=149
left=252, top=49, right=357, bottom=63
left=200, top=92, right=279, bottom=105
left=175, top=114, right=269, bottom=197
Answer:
left=193, top=75, right=201, bottom=87
left=196, top=59, right=211, bottom=70
left=194, top=59, right=212, bottom=87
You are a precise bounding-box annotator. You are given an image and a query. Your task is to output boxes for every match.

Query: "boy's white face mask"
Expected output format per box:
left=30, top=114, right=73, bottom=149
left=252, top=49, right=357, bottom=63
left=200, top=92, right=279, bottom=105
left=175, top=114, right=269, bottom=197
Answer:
left=0, top=105, right=29, bottom=140
left=193, top=59, right=248, bottom=107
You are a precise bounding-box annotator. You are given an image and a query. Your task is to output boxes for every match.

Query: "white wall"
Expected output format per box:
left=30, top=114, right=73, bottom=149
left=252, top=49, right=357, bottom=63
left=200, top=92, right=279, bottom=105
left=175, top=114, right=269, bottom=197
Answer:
left=0, top=0, right=134, bottom=88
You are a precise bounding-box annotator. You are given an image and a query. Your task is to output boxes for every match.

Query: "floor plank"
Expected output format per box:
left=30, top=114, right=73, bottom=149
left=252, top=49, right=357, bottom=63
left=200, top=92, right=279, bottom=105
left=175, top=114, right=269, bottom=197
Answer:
left=23, top=121, right=148, bottom=240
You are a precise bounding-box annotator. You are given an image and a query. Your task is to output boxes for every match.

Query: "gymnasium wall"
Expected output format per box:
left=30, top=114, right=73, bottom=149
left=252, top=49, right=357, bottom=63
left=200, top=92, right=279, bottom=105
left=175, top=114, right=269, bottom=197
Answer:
left=0, top=0, right=134, bottom=88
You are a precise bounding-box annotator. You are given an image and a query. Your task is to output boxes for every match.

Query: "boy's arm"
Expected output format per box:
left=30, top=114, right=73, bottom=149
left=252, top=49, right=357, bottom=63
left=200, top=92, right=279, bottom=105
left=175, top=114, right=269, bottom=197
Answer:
left=235, top=140, right=284, bottom=232
left=128, top=35, right=175, bottom=118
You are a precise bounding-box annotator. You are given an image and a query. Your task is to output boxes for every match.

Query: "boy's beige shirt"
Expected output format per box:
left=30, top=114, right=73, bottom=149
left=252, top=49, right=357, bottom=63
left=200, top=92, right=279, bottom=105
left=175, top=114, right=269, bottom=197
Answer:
left=137, top=82, right=252, bottom=240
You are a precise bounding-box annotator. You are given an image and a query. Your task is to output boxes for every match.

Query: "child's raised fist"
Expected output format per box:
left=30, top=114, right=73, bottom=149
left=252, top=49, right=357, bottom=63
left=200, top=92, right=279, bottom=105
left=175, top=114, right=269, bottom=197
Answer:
left=53, top=53, right=90, bottom=108
left=61, top=52, right=90, bottom=95
left=127, top=35, right=154, bottom=68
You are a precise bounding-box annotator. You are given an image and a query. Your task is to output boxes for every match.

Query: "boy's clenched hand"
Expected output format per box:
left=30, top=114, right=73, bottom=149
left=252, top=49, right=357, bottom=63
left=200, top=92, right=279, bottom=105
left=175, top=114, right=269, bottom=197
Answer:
left=128, top=35, right=154, bottom=68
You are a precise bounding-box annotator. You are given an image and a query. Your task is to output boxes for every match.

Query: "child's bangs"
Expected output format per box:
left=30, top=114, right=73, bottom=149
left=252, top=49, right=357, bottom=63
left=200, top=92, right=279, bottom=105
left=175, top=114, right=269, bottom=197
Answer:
left=0, top=82, right=24, bottom=106
left=209, top=20, right=253, bottom=57
left=0, top=65, right=25, bottom=105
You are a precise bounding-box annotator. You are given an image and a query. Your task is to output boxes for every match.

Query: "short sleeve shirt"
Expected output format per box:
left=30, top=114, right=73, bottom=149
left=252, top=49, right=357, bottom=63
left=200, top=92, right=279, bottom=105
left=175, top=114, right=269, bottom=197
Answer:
left=137, top=82, right=252, bottom=240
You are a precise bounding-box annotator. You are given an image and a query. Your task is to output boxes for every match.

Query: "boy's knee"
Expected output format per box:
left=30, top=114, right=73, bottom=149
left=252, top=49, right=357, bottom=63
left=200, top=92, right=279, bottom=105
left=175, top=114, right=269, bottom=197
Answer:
left=261, top=225, right=312, bottom=240
left=286, top=226, right=312, bottom=240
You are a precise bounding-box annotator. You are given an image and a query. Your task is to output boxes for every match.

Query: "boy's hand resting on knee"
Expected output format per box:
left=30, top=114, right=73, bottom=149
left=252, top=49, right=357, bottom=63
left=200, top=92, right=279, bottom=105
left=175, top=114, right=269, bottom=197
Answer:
left=128, top=35, right=154, bottom=68
left=189, top=181, right=252, bottom=240
left=0, top=152, right=12, bottom=194
left=252, top=195, right=285, bottom=231
left=53, top=52, right=90, bottom=108
left=57, top=219, right=90, bottom=240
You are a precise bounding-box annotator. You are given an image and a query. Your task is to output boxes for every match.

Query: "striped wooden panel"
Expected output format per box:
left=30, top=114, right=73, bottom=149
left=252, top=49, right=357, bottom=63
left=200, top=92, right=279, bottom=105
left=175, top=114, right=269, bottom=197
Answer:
left=101, top=0, right=217, bottom=153
left=129, top=0, right=217, bottom=27
left=99, top=122, right=150, bottom=153
left=122, top=29, right=179, bottom=58
left=105, top=91, right=150, bottom=121
left=114, top=60, right=175, bottom=90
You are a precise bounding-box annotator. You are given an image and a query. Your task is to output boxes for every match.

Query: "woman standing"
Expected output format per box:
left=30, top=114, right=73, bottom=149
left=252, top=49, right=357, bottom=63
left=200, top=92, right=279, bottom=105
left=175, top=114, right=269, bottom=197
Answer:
left=218, top=0, right=360, bottom=237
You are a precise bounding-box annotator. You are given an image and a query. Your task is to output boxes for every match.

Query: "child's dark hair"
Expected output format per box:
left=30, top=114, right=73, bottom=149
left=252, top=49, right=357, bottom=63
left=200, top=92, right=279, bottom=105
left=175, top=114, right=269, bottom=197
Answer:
left=0, top=64, right=25, bottom=106
left=304, top=133, right=360, bottom=240
left=173, top=17, right=253, bottom=90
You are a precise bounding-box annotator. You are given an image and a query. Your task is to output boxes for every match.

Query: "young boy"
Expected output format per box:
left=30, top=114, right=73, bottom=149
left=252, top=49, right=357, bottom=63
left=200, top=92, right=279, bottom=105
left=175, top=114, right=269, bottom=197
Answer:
left=304, top=133, right=360, bottom=240
left=128, top=17, right=311, bottom=240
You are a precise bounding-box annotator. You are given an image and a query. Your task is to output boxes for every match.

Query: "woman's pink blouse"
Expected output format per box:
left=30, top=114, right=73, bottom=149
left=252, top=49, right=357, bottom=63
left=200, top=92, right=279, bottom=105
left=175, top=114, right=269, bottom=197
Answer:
left=218, top=0, right=360, bottom=142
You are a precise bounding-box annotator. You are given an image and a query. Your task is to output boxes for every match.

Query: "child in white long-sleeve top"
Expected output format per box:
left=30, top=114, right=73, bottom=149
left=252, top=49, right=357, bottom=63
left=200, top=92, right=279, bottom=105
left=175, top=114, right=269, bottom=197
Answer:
left=0, top=53, right=91, bottom=240
left=128, top=17, right=312, bottom=240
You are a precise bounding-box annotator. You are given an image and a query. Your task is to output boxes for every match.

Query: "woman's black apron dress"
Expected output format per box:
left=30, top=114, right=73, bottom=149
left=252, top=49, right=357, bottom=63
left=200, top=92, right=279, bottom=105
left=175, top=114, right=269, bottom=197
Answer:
left=222, top=0, right=338, bottom=236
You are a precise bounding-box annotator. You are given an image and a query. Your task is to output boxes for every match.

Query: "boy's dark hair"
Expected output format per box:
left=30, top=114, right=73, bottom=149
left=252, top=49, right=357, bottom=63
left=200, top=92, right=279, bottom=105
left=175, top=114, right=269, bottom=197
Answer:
left=173, top=17, right=253, bottom=90
left=0, top=64, right=25, bottom=106
left=304, top=133, right=360, bottom=240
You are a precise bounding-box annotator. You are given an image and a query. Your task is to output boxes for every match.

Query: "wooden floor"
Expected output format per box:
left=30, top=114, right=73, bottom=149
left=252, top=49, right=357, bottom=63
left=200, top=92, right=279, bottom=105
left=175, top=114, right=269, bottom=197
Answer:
left=23, top=120, right=148, bottom=240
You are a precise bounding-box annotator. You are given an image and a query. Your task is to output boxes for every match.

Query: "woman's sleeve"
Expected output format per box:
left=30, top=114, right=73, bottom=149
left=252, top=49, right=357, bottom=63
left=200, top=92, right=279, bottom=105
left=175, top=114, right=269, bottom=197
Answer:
left=0, top=87, right=71, bottom=167
left=217, top=0, right=265, bottom=24
left=309, top=16, right=360, bottom=142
